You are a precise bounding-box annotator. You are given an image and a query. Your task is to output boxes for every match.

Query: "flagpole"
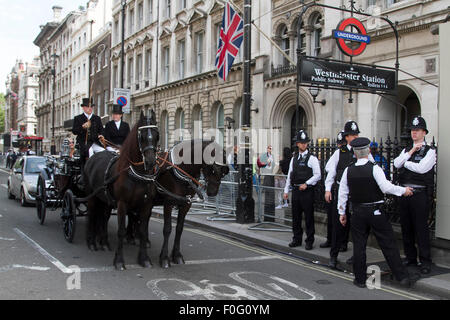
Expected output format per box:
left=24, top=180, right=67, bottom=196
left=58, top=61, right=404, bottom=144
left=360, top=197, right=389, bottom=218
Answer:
left=235, top=0, right=255, bottom=224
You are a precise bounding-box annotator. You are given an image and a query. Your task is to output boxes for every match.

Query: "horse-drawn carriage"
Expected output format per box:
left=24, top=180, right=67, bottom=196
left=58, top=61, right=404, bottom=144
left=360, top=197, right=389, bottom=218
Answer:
left=36, top=139, right=86, bottom=242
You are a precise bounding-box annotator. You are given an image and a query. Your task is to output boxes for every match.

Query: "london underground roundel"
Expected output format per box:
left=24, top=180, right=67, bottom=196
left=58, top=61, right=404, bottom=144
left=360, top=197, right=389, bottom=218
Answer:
left=333, top=17, right=371, bottom=57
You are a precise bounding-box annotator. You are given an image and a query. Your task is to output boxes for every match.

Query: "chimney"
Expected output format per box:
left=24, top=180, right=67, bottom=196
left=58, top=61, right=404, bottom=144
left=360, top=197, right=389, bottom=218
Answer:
left=52, top=5, right=63, bottom=22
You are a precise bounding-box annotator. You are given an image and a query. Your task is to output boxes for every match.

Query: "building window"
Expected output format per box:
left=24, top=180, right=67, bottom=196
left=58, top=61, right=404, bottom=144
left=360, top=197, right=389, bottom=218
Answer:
left=104, top=49, right=109, bottom=68
left=136, top=54, right=142, bottom=86
left=104, top=90, right=109, bottom=115
left=175, top=108, right=185, bottom=141
left=113, top=65, right=118, bottom=89
left=83, top=32, right=87, bottom=47
left=163, top=46, right=170, bottom=83
left=166, top=0, right=171, bottom=18
left=128, top=57, right=134, bottom=86
left=83, top=63, right=86, bottom=80
left=114, top=20, right=119, bottom=44
left=179, top=0, right=186, bottom=11
left=145, top=49, right=152, bottom=80
left=195, top=32, right=204, bottom=74
left=311, top=14, right=322, bottom=57
left=129, top=8, right=134, bottom=35
left=98, top=55, right=102, bottom=71
left=161, top=111, right=169, bottom=150
left=147, top=0, right=153, bottom=24
left=279, top=25, right=290, bottom=67
left=138, top=2, right=143, bottom=30
left=216, top=104, right=224, bottom=148
left=178, top=39, right=185, bottom=79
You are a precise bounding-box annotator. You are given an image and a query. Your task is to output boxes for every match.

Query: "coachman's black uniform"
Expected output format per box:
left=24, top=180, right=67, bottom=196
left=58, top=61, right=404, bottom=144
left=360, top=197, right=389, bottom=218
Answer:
left=103, top=120, right=130, bottom=147
left=72, top=113, right=103, bottom=161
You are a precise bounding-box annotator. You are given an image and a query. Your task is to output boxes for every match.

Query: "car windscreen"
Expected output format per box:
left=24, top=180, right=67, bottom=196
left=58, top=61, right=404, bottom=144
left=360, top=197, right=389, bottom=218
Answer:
left=25, top=158, right=47, bottom=174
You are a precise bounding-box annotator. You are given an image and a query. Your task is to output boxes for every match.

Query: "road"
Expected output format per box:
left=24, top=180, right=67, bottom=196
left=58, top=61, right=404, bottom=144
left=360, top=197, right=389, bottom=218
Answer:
left=0, top=168, right=442, bottom=300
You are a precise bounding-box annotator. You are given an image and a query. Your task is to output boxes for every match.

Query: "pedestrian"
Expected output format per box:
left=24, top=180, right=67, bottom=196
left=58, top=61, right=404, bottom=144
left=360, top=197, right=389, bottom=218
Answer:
left=324, top=120, right=375, bottom=268
left=100, top=104, right=130, bottom=153
left=275, top=147, right=292, bottom=209
left=72, top=98, right=104, bottom=166
left=9, top=151, right=17, bottom=169
left=393, top=116, right=436, bottom=274
left=284, top=130, right=321, bottom=250
left=5, top=149, right=11, bottom=169
left=338, top=137, right=417, bottom=288
left=258, top=145, right=275, bottom=222
left=320, top=130, right=345, bottom=248
left=370, top=142, right=389, bottom=178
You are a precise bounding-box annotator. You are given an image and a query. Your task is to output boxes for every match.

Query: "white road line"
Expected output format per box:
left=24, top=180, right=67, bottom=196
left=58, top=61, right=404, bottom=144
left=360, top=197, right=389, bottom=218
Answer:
left=185, top=255, right=276, bottom=265
left=0, top=237, right=15, bottom=241
left=0, top=265, right=50, bottom=272
left=1, top=184, right=7, bottom=189
left=14, top=228, right=72, bottom=274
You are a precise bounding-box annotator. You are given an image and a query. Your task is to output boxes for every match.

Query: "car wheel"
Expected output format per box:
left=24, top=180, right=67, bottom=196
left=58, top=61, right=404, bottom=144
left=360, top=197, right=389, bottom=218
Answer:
left=20, top=188, right=28, bottom=207
left=7, top=183, right=15, bottom=200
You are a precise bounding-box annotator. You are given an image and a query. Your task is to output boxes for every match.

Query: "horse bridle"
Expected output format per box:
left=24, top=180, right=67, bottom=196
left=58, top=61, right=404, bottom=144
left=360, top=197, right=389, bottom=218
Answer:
left=137, top=124, right=158, bottom=172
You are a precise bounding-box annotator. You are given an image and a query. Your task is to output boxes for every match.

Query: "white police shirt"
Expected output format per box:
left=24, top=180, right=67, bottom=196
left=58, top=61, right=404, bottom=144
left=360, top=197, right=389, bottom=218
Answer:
left=284, top=150, right=321, bottom=194
left=337, top=158, right=406, bottom=216
left=324, top=144, right=375, bottom=192
left=393, top=141, right=436, bottom=174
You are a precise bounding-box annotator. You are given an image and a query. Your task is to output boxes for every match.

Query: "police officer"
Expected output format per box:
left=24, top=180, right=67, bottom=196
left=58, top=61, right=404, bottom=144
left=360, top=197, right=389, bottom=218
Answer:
left=338, top=137, right=416, bottom=288
left=320, top=130, right=346, bottom=248
left=394, top=116, right=436, bottom=274
left=284, top=130, right=321, bottom=250
left=72, top=98, right=104, bottom=164
left=100, top=104, right=130, bottom=153
left=324, top=121, right=375, bottom=268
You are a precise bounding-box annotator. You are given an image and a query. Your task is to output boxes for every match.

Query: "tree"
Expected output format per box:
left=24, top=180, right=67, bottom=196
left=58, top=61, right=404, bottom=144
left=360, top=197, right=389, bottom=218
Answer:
left=0, top=93, right=5, bottom=133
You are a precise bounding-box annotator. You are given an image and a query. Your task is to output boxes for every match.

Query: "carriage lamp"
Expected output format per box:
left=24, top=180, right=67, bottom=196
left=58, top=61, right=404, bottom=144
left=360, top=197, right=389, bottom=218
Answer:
left=309, top=86, right=326, bottom=105
left=61, top=139, right=71, bottom=158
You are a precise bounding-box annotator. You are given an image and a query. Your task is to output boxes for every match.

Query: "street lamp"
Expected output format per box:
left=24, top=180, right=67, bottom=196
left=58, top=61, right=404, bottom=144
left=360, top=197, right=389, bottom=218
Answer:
left=309, top=86, right=326, bottom=105
left=51, top=53, right=60, bottom=155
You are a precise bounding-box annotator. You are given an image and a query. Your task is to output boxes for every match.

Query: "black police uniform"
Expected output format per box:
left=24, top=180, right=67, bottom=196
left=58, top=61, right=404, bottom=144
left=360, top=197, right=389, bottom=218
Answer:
left=394, top=116, right=435, bottom=272
left=103, top=104, right=131, bottom=147
left=287, top=130, right=320, bottom=249
left=72, top=98, right=103, bottom=162
left=329, top=121, right=360, bottom=263
left=321, top=130, right=346, bottom=248
left=339, top=137, right=411, bottom=287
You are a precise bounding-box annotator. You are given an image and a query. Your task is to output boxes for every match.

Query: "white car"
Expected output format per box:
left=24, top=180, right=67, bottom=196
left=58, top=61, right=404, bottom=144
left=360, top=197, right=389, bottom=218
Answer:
left=7, top=156, right=47, bottom=206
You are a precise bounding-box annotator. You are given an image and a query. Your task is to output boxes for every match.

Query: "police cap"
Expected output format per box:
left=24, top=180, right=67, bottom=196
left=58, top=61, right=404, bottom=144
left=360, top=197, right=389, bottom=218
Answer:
left=350, top=137, right=371, bottom=150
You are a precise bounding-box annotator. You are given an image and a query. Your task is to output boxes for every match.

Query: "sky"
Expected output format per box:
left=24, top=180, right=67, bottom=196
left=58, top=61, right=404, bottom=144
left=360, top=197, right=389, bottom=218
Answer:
left=0, top=0, right=84, bottom=92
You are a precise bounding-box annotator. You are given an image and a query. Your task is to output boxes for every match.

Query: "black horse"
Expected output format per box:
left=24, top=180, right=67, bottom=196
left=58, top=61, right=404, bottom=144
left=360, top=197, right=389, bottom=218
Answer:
left=83, top=110, right=159, bottom=270
left=150, top=139, right=230, bottom=268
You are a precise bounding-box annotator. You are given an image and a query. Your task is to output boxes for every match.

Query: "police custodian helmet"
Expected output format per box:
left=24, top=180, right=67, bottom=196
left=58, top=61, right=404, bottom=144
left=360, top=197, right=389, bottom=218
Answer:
left=295, top=130, right=311, bottom=143
left=410, top=116, right=428, bottom=134
left=343, top=120, right=360, bottom=137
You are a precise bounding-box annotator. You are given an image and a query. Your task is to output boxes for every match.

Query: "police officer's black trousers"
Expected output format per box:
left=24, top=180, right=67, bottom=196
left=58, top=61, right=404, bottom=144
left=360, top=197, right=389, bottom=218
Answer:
left=325, top=201, right=333, bottom=242
left=351, top=204, right=408, bottom=284
left=330, top=187, right=351, bottom=258
left=399, top=191, right=432, bottom=265
left=291, top=188, right=315, bottom=244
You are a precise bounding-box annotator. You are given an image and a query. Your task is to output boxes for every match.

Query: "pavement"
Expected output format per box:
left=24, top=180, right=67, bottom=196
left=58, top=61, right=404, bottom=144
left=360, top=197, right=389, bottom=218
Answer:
left=151, top=203, right=450, bottom=299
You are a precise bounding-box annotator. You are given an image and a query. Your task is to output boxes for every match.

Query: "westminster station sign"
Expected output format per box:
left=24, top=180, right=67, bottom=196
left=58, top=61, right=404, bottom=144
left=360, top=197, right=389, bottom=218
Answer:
left=300, top=57, right=396, bottom=94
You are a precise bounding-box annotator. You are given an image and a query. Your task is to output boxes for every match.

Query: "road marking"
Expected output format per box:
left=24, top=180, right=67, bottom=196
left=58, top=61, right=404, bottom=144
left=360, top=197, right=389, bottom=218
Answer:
left=155, top=221, right=431, bottom=301
left=0, top=237, right=15, bottom=241
left=1, top=184, right=7, bottom=189
left=185, top=255, right=276, bottom=265
left=14, top=228, right=72, bottom=274
left=0, top=264, right=51, bottom=272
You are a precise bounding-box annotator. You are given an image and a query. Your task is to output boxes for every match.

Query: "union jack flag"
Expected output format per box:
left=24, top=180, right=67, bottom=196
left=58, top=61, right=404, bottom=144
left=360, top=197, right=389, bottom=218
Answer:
left=215, top=2, right=244, bottom=82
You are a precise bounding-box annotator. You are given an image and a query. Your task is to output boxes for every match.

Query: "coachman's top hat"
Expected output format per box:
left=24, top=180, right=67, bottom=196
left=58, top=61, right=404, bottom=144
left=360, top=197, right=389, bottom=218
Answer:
left=295, top=130, right=311, bottom=143
left=81, top=98, right=95, bottom=107
left=112, top=104, right=124, bottom=114
left=343, top=120, right=360, bottom=137
left=410, top=116, right=428, bottom=134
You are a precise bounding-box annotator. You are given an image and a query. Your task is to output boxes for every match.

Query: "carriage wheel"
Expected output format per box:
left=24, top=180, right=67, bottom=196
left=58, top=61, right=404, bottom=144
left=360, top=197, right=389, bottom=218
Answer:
left=36, top=176, right=47, bottom=225
left=62, top=190, right=77, bottom=243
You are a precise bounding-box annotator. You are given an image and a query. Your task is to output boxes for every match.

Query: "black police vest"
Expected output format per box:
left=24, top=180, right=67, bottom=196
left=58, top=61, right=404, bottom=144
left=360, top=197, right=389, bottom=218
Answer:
left=347, top=162, right=384, bottom=204
left=336, top=146, right=356, bottom=183
left=399, top=144, right=434, bottom=187
left=290, top=152, right=313, bottom=185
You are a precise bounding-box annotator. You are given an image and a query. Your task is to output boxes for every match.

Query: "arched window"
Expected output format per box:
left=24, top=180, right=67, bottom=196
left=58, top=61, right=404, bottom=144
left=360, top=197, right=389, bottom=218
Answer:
left=311, top=14, right=322, bottom=56
left=216, top=104, right=224, bottom=147
left=279, top=25, right=290, bottom=66
left=160, top=110, right=169, bottom=150
left=192, top=105, right=203, bottom=140
left=175, top=108, right=185, bottom=141
left=294, top=20, right=306, bottom=55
